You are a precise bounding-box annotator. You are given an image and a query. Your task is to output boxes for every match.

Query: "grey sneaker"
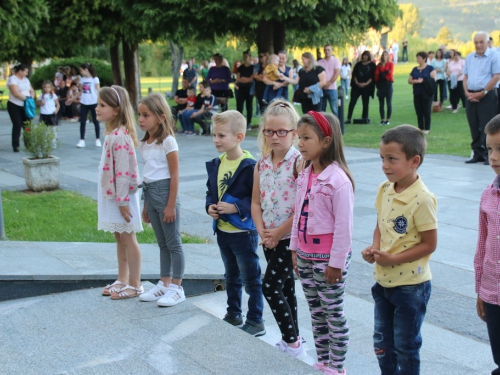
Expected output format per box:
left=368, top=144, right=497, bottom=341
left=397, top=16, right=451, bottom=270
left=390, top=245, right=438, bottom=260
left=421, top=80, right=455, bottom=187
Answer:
left=240, top=320, right=266, bottom=337
left=223, top=313, right=244, bottom=327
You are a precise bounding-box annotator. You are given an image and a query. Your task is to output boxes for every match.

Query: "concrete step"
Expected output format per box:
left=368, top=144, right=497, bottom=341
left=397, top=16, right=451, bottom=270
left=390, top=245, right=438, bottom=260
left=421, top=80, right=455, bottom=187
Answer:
left=0, top=284, right=316, bottom=375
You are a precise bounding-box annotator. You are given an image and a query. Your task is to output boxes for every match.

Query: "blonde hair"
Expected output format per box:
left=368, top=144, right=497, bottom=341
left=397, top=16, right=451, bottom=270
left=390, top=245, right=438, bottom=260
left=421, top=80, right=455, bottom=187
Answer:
left=212, top=110, right=247, bottom=134
left=268, top=54, right=279, bottom=65
left=298, top=112, right=355, bottom=191
left=139, top=92, right=176, bottom=144
left=257, top=99, right=300, bottom=156
left=99, top=85, right=138, bottom=147
left=302, top=52, right=318, bottom=71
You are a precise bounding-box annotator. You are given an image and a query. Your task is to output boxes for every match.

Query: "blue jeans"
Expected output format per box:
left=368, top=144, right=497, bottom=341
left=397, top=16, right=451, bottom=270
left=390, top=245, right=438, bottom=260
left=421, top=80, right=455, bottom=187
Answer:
left=180, top=109, right=196, bottom=132
left=341, top=79, right=349, bottom=97
left=216, top=229, right=263, bottom=323
left=320, top=89, right=338, bottom=116
left=484, top=301, right=500, bottom=374
left=371, top=281, right=431, bottom=375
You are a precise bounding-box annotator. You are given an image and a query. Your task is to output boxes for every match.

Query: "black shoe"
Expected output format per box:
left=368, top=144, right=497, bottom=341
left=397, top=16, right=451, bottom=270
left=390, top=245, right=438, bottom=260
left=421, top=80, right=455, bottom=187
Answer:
left=465, top=156, right=486, bottom=164
left=240, top=320, right=266, bottom=337
left=223, top=313, right=244, bottom=327
left=13, top=147, right=19, bottom=152
left=484, top=159, right=490, bottom=165
left=345, top=119, right=351, bottom=124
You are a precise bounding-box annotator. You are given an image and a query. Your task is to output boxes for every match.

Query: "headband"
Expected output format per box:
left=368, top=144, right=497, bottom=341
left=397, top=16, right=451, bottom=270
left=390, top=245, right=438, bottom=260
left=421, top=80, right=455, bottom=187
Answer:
left=307, top=111, right=331, bottom=137
left=110, top=87, right=121, bottom=105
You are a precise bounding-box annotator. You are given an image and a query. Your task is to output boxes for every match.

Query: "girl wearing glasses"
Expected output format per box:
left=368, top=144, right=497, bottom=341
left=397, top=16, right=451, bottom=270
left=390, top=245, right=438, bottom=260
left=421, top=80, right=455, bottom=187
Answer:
left=251, top=99, right=307, bottom=359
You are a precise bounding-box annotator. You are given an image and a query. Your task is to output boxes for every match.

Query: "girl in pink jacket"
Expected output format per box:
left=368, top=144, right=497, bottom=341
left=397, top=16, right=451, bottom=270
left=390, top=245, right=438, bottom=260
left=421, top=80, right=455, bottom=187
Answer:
left=290, top=111, right=355, bottom=375
left=97, top=86, right=143, bottom=300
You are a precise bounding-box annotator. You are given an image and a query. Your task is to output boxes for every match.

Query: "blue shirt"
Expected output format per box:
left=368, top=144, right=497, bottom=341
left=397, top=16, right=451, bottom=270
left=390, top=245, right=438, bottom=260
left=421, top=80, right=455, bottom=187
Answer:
left=410, top=65, right=434, bottom=95
left=462, top=48, right=500, bottom=90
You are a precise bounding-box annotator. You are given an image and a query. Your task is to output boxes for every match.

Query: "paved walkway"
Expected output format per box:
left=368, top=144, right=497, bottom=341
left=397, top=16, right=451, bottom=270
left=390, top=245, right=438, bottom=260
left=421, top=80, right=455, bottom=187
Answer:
left=0, top=111, right=496, bottom=374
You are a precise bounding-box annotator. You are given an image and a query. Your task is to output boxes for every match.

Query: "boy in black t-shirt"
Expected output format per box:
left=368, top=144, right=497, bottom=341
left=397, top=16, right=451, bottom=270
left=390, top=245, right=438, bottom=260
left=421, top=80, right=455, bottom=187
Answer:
left=55, top=80, right=69, bottom=120
left=190, top=84, right=219, bottom=135
left=171, top=78, right=189, bottom=122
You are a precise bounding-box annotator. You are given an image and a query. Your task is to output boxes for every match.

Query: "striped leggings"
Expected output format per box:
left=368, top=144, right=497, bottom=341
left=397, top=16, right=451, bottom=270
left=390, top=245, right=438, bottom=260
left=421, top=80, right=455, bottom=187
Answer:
left=297, top=252, right=351, bottom=371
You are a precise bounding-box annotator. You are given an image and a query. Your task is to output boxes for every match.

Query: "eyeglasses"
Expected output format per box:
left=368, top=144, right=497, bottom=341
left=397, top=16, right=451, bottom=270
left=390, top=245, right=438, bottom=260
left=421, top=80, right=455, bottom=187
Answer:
left=262, top=129, right=293, bottom=137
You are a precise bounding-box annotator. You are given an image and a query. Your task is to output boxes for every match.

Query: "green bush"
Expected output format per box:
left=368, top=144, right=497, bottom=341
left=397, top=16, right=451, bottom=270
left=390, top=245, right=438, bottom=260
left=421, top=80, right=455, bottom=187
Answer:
left=30, top=58, right=113, bottom=90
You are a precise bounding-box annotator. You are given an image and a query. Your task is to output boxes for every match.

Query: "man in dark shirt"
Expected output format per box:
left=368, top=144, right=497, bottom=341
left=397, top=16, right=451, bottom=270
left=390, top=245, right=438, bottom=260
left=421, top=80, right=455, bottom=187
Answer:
left=171, top=78, right=189, bottom=122
left=55, top=79, right=69, bottom=120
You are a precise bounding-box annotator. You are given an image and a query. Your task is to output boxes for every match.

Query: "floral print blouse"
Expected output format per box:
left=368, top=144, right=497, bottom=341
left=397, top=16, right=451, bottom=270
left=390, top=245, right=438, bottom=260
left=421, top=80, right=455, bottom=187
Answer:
left=259, top=146, right=301, bottom=239
left=100, top=126, right=140, bottom=206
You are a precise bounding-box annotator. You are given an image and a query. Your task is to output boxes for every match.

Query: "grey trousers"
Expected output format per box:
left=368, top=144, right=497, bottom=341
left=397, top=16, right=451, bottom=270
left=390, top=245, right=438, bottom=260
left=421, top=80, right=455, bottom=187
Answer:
left=143, top=179, right=185, bottom=279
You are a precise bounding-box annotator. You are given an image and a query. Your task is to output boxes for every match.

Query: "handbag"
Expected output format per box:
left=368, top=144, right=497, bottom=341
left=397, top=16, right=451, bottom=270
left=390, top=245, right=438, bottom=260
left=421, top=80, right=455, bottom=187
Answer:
left=24, top=97, right=36, bottom=119
left=292, top=89, right=301, bottom=103
left=432, top=101, right=442, bottom=112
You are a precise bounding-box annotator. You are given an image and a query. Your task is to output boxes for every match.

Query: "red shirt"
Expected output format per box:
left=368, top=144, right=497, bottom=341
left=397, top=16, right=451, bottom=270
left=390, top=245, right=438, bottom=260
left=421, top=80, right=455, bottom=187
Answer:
left=475, top=177, right=500, bottom=305
left=374, top=62, right=394, bottom=83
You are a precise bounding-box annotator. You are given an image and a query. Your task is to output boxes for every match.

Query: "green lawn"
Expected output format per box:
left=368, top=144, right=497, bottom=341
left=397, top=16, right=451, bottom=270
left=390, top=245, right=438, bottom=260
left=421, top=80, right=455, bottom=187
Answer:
left=1, top=64, right=472, bottom=156
left=2, top=190, right=207, bottom=243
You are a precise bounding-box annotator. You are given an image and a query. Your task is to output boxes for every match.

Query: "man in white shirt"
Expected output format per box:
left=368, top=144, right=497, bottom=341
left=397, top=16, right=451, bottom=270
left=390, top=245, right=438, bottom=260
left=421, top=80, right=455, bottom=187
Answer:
left=392, top=41, right=399, bottom=63
left=318, top=44, right=341, bottom=116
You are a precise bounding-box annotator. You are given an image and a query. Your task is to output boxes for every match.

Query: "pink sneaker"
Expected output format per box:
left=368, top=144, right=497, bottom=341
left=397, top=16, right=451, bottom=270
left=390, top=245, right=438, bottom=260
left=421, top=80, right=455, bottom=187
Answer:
left=321, top=366, right=346, bottom=375
left=313, top=362, right=326, bottom=370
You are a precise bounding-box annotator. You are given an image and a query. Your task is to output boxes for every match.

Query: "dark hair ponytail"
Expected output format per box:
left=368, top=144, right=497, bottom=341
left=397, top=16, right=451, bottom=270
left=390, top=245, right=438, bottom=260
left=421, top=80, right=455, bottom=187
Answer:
left=80, top=63, right=97, bottom=77
left=13, top=63, right=29, bottom=73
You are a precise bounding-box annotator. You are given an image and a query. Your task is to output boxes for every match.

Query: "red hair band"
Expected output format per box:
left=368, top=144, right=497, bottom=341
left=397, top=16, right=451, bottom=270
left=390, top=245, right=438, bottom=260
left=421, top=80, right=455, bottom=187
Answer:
left=307, top=111, right=331, bottom=137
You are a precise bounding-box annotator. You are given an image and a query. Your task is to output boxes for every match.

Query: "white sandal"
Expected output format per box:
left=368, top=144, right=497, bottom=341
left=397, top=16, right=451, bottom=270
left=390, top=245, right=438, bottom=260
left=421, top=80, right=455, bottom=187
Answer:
left=102, top=280, right=127, bottom=296
left=110, top=284, right=144, bottom=300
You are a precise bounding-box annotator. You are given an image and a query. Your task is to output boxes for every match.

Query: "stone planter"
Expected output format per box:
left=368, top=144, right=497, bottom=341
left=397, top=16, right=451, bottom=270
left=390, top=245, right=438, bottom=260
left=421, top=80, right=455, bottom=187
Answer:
left=22, top=156, right=60, bottom=192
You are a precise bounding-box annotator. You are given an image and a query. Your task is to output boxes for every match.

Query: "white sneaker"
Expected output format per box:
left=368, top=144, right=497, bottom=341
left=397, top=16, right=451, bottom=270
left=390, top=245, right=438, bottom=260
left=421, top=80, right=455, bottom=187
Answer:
left=275, top=339, right=307, bottom=360
left=157, top=284, right=186, bottom=307
left=95, top=139, right=102, bottom=147
left=139, top=280, right=169, bottom=302
left=76, top=140, right=86, bottom=148
left=69, top=118, right=79, bottom=123
left=86, top=119, right=90, bottom=124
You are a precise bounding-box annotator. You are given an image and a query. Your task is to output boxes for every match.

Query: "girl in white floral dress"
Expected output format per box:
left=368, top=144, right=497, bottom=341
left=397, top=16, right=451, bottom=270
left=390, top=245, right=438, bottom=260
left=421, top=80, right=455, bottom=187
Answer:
left=250, top=99, right=305, bottom=359
left=97, top=86, right=143, bottom=299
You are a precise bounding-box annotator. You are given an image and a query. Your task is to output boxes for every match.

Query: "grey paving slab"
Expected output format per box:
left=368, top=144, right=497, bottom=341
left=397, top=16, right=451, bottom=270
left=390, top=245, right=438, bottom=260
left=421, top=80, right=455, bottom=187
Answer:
left=0, top=286, right=315, bottom=375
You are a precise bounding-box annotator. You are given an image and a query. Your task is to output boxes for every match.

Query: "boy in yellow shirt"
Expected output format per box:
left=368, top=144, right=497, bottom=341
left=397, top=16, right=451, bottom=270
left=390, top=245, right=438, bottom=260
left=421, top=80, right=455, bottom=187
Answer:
left=362, top=125, right=438, bottom=375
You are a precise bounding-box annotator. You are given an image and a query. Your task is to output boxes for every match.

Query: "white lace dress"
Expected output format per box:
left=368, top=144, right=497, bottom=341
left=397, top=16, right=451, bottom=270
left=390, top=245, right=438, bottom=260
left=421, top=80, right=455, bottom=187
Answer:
left=97, top=136, right=143, bottom=233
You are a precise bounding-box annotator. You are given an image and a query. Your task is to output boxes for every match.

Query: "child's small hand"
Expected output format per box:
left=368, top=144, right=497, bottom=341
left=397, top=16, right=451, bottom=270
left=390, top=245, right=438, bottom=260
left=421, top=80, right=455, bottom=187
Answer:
left=324, top=266, right=342, bottom=284
left=476, top=296, right=486, bottom=322
left=163, top=205, right=176, bottom=223
left=291, top=251, right=299, bottom=277
left=361, top=246, right=375, bottom=263
left=119, top=206, right=132, bottom=223
left=261, top=228, right=282, bottom=246
left=371, top=249, right=394, bottom=267
left=278, top=73, right=285, bottom=80
left=216, top=202, right=237, bottom=215
left=208, top=204, right=219, bottom=219
left=142, top=208, right=150, bottom=224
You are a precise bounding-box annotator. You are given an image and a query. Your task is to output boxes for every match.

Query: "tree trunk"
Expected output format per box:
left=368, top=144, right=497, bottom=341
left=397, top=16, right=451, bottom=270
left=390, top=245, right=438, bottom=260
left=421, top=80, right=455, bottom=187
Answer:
left=273, top=21, right=286, bottom=53
left=122, top=39, right=141, bottom=110
left=18, top=53, right=34, bottom=77
left=169, top=40, right=184, bottom=97
left=256, top=20, right=274, bottom=54
left=110, top=38, right=123, bottom=86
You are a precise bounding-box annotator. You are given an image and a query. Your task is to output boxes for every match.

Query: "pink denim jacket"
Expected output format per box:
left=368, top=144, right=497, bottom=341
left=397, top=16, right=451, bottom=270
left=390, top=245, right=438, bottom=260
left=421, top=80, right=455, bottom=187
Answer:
left=100, top=126, right=140, bottom=206
left=290, top=162, right=354, bottom=269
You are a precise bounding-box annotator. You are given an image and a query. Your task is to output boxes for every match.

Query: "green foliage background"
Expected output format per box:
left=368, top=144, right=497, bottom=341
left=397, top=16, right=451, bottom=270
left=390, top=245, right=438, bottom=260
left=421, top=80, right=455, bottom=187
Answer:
left=30, top=58, right=114, bottom=90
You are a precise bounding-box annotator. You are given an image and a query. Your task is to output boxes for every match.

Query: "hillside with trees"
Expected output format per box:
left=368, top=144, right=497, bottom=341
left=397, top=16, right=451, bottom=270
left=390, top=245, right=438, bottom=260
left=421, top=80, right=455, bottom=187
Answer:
left=399, top=0, right=500, bottom=41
